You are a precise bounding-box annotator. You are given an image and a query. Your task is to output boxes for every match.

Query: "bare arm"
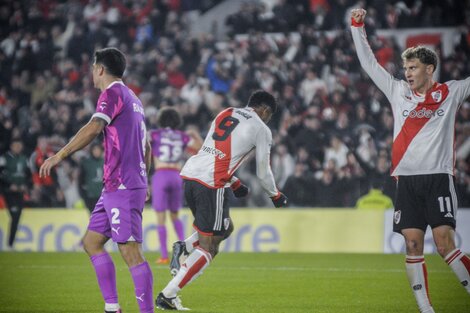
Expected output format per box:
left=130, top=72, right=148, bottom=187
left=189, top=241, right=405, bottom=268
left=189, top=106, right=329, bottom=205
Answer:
left=39, top=117, right=106, bottom=177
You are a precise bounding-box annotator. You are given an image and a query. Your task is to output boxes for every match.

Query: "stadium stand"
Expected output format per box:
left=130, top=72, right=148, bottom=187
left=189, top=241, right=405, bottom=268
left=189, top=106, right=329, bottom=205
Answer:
left=0, top=0, right=469, bottom=208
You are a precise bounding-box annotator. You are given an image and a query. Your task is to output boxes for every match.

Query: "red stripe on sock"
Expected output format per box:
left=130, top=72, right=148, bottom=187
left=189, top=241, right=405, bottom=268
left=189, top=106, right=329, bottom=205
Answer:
left=178, top=256, right=207, bottom=289
left=460, top=255, right=470, bottom=274
left=406, top=258, right=424, bottom=264
left=446, top=250, right=462, bottom=265
left=422, top=263, right=432, bottom=305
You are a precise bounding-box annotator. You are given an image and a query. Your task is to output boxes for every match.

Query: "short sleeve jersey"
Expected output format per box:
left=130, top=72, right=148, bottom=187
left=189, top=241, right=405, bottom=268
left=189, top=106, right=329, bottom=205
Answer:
left=180, top=107, right=278, bottom=197
left=351, top=25, right=470, bottom=177
left=92, top=81, right=147, bottom=191
left=149, top=128, right=190, bottom=165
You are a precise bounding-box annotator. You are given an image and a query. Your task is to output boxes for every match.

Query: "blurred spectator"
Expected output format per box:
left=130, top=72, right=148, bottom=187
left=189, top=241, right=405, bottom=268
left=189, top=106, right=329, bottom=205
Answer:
left=355, top=179, right=394, bottom=210
left=79, top=143, right=104, bottom=213
left=284, top=162, right=315, bottom=206
left=0, top=140, right=30, bottom=249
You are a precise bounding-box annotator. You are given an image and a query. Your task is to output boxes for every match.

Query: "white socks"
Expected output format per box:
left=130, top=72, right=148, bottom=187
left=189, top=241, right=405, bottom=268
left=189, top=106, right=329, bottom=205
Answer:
left=445, top=248, right=470, bottom=294
left=405, top=255, right=434, bottom=313
left=184, top=232, right=199, bottom=253
left=163, top=247, right=212, bottom=298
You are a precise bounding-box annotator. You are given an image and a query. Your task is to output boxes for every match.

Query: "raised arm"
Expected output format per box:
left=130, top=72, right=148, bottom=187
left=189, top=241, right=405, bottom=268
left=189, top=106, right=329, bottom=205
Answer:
left=350, top=9, right=398, bottom=99
left=39, top=117, right=106, bottom=177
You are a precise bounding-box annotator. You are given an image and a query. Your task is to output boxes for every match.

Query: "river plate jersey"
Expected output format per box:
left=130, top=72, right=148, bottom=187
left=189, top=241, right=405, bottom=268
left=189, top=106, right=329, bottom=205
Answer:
left=351, top=25, right=470, bottom=176
left=92, top=81, right=147, bottom=191
left=181, top=107, right=278, bottom=197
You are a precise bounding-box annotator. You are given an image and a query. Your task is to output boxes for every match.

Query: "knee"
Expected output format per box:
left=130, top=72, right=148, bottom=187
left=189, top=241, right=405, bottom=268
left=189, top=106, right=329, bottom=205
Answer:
left=198, top=241, right=219, bottom=259
left=405, top=238, right=423, bottom=255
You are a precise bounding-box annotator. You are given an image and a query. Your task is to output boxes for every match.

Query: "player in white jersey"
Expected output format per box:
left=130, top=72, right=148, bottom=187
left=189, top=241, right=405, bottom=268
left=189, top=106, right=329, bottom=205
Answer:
left=351, top=9, right=470, bottom=313
left=155, top=90, right=288, bottom=310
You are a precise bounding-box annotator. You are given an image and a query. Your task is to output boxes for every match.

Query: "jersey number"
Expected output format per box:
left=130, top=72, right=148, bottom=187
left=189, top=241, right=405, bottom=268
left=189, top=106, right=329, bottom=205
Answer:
left=212, top=116, right=240, bottom=141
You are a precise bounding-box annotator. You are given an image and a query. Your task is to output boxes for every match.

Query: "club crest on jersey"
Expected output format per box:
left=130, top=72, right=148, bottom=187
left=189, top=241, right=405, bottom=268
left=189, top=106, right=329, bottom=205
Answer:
left=224, top=218, right=231, bottom=230
left=394, top=210, right=401, bottom=224
left=431, top=90, right=442, bottom=102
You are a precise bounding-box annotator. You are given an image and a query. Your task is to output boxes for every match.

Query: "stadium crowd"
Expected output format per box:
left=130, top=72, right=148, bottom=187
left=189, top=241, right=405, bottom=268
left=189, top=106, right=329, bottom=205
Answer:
left=1, top=0, right=470, bottom=208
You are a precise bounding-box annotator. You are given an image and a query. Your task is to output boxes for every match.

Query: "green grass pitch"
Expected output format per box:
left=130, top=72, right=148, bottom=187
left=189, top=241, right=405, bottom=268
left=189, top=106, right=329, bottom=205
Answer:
left=1, top=252, right=469, bottom=313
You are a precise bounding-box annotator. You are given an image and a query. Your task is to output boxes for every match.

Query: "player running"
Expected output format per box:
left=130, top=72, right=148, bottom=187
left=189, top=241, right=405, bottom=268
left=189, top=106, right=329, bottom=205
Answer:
left=40, top=48, right=154, bottom=313
left=155, top=90, right=288, bottom=310
left=149, top=107, right=202, bottom=264
left=351, top=9, right=470, bottom=313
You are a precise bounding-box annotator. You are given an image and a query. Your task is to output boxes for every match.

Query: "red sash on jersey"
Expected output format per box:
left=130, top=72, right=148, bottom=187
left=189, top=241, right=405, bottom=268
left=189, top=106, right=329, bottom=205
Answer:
left=213, top=108, right=234, bottom=187
left=391, top=83, right=449, bottom=175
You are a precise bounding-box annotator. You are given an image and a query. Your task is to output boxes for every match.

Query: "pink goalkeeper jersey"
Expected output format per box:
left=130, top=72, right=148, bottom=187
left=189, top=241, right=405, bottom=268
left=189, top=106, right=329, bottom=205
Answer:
left=351, top=25, right=470, bottom=177
left=180, top=107, right=279, bottom=197
left=92, top=81, right=148, bottom=191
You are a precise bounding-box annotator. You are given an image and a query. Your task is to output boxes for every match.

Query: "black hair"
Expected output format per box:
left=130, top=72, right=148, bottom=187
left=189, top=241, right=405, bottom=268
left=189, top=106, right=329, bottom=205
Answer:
left=247, top=90, right=277, bottom=113
left=94, top=47, right=126, bottom=78
left=157, top=107, right=182, bottom=129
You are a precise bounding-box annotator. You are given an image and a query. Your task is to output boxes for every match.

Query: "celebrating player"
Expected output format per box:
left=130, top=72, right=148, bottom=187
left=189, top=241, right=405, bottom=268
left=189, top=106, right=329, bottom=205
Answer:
left=149, top=107, right=202, bottom=264
left=40, top=48, right=154, bottom=313
left=351, top=9, right=470, bottom=313
left=155, top=90, right=288, bottom=310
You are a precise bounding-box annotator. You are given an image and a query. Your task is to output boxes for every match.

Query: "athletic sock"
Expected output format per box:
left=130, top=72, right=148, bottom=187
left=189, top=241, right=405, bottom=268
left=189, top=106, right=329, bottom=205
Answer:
left=130, top=261, right=154, bottom=313
left=162, top=247, right=211, bottom=298
left=157, top=225, right=168, bottom=259
left=90, top=252, right=119, bottom=306
left=184, top=232, right=199, bottom=253
left=445, top=248, right=470, bottom=294
left=405, top=255, right=434, bottom=313
left=172, top=218, right=185, bottom=241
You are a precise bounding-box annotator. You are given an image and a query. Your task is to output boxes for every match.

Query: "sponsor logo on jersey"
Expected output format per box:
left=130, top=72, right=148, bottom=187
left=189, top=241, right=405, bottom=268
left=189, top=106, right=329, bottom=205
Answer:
left=202, top=145, right=226, bottom=159
left=394, top=210, right=401, bottom=224
left=99, top=101, right=107, bottom=111
left=402, top=108, right=444, bottom=118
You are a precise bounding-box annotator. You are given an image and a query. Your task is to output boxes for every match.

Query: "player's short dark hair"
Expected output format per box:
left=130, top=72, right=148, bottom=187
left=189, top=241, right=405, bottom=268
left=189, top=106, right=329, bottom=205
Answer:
left=247, top=90, right=277, bottom=113
left=94, top=47, right=126, bottom=78
left=401, top=46, right=438, bottom=73
left=157, top=107, right=182, bottom=129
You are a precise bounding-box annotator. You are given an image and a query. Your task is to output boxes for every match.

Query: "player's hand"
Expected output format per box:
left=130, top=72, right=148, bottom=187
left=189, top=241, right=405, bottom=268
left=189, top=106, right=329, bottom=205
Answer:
left=271, top=192, right=288, bottom=208
left=232, top=183, right=249, bottom=198
left=39, top=155, right=62, bottom=178
left=351, top=8, right=367, bottom=24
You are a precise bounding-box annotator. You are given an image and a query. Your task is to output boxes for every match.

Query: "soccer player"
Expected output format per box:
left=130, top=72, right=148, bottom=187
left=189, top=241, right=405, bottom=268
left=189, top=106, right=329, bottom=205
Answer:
left=40, top=48, right=154, bottom=313
left=149, top=107, right=202, bottom=264
left=351, top=9, right=470, bottom=313
left=155, top=90, right=289, bottom=310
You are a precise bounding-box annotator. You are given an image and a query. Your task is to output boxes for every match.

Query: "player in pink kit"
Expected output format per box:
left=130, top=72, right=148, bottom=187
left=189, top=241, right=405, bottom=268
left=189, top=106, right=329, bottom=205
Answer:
left=351, top=9, right=470, bottom=313
left=149, top=107, right=202, bottom=265
left=40, top=48, right=154, bottom=313
left=155, top=90, right=288, bottom=310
